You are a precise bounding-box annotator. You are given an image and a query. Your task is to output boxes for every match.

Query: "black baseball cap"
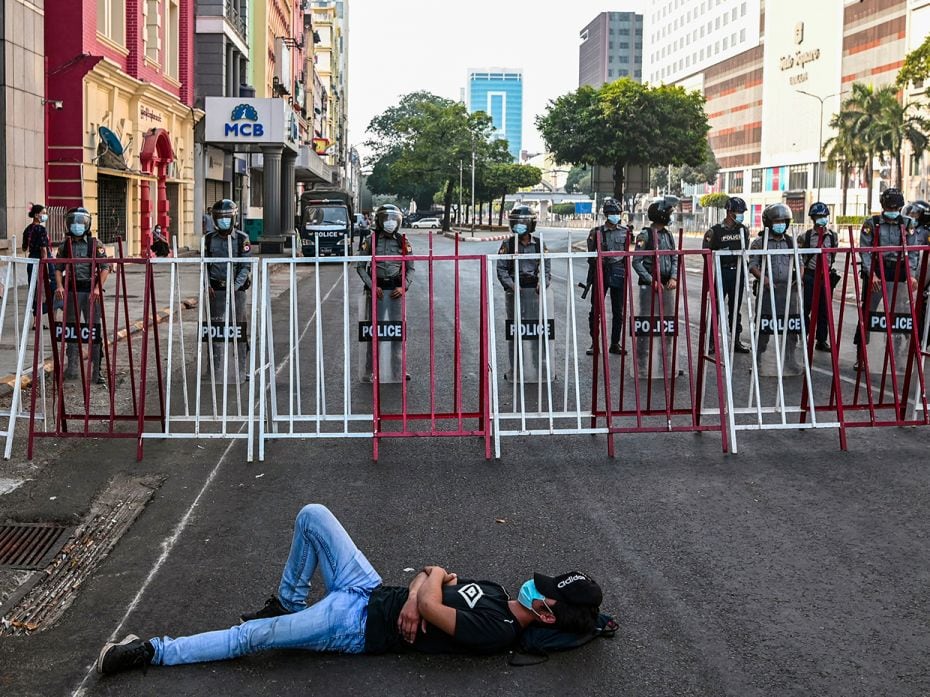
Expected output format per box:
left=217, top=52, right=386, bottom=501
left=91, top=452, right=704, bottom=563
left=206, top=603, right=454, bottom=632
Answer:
left=534, top=571, right=602, bottom=607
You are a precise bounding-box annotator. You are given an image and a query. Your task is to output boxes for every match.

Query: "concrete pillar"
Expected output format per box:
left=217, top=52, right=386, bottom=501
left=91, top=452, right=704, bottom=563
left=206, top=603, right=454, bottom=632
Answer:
left=280, top=149, right=297, bottom=235
left=262, top=146, right=283, bottom=239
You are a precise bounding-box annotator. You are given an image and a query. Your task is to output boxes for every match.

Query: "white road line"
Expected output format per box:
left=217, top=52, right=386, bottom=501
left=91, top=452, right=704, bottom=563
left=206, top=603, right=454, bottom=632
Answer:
left=71, top=268, right=342, bottom=697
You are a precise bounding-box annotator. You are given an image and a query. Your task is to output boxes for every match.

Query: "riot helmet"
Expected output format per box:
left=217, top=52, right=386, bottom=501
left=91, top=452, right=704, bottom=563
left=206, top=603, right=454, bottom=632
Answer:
left=909, top=199, right=930, bottom=226
left=65, top=207, right=92, bottom=237
left=725, top=197, right=747, bottom=214
left=375, top=204, right=403, bottom=234
left=808, top=202, right=829, bottom=219
left=509, top=205, right=537, bottom=235
left=762, top=203, right=792, bottom=235
left=211, top=199, right=239, bottom=234
left=647, top=196, right=679, bottom=225
left=880, top=187, right=905, bottom=212
left=602, top=198, right=621, bottom=215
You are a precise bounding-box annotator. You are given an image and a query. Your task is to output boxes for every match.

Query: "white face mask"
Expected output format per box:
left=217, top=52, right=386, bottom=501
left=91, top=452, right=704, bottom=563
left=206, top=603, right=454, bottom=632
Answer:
left=382, top=220, right=399, bottom=234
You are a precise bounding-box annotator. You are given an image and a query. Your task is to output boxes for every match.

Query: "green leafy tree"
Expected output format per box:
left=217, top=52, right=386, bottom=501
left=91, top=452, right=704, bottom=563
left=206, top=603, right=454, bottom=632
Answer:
left=897, top=34, right=930, bottom=89
left=699, top=192, right=730, bottom=209
left=487, top=164, right=542, bottom=225
left=536, top=79, right=710, bottom=202
left=823, top=117, right=866, bottom=217
left=878, top=94, right=930, bottom=188
left=652, top=146, right=719, bottom=196
left=564, top=164, right=591, bottom=194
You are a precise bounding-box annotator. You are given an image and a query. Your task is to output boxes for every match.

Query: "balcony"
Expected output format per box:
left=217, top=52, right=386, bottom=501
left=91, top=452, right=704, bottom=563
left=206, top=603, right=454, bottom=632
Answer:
left=225, top=0, right=247, bottom=41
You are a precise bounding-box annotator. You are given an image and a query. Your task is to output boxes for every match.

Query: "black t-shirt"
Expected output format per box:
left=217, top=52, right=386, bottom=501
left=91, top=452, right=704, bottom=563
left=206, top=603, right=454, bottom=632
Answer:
left=364, top=579, right=521, bottom=655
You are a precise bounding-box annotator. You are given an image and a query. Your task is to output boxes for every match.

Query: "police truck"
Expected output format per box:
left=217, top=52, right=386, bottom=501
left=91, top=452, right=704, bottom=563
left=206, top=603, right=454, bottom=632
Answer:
left=298, top=190, right=354, bottom=257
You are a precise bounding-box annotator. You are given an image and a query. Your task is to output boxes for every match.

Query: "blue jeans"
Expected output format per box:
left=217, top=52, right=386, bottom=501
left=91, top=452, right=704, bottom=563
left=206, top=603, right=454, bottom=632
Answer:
left=150, top=504, right=382, bottom=665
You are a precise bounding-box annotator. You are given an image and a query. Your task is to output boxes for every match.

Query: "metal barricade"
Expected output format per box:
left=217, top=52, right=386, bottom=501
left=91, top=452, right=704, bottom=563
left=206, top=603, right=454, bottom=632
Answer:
left=258, top=233, right=491, bottom=462
left=27, top=240, right=165, bottom=460
left=0, top=251, right=42, bottom=459
left=590, top=231, right=729, bottom=455
left=258, top=242, right=373, bottom=458
left=487, top=232, right=606, bottom=457
left=143, top=239, right=259, bottom=460
left=826, top=229, right=929, bottom=433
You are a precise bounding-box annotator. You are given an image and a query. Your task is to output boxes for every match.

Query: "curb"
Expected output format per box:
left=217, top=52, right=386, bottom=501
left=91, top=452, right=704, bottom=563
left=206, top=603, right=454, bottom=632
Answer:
left=0, top=297, right=201, bottom=399
left=442, top=230, right=510, bottom=243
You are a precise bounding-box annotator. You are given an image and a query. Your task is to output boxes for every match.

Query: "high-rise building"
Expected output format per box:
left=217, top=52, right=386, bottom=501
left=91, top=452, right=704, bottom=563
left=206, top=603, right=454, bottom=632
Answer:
left=466, top=68, right=523, bottom=161
left=643, top=0, right=921, bottom=222
left=310, top=0, right=350, bottom=186
left=579, top=11, right=644, bottom=87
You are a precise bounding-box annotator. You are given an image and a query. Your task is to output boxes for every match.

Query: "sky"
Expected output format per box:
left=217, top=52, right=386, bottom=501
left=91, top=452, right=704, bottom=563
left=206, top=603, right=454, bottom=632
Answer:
left=347, top=0, right=649, bottom=166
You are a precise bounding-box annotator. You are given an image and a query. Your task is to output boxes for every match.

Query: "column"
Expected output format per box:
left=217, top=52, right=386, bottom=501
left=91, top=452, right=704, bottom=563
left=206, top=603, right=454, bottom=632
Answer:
left=280, top=149, right=297, bottom=236
left=262, top=146, right=283, bottom=239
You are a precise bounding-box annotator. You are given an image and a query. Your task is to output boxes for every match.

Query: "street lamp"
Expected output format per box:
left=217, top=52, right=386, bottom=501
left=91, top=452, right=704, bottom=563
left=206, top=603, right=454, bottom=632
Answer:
left=796, top=89, right=848, bottom=201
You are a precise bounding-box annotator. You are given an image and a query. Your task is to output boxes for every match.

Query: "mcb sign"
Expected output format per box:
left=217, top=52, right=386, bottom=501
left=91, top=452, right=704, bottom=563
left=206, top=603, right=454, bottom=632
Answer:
left=204, top=97, right=298, bottom=150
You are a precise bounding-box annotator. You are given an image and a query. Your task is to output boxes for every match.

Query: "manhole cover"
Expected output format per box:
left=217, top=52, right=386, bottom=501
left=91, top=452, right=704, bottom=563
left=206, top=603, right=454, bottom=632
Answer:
left=0, top=523, right=70, bottom=570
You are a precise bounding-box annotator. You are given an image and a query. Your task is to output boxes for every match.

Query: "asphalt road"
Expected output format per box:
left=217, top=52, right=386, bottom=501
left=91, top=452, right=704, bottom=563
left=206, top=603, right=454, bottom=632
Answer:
left=1, top=226, right=929, bottom=696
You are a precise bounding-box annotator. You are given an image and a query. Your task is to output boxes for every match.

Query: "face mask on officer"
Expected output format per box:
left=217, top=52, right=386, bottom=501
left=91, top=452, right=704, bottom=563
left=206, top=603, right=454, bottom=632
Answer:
left=606, top=214, right=621, bottom=225
left=771, top=223, right=788, bottom=235
left=217, top=218, right=233, bottom=231
left=815, top=217, right=829, bottom=227
left=40, top=213, right=48, bottom=223
left=734, top=213, right=744, bottom=224
left=512, top=223, right=528, bottom=234
left=382, top=219, right=399, bottom=234
left=70, top=223, right=86, bottom=236
left=884, top=210, right=901, bottom=220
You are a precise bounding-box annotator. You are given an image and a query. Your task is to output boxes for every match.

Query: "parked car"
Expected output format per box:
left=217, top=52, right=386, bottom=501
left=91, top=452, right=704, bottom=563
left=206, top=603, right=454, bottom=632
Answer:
left=410, top=217, right=441, bottom=229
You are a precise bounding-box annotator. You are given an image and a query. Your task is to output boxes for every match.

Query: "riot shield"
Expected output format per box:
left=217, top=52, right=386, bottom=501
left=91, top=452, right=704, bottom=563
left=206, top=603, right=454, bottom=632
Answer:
left=358, top=291, right=405, bottom=383
left=630, top=284, right=679, bottom=379
left=752, top=277, right=804, bottom=377
left=863, top=281, right=914, bottom=375
left=503, top=286, right=555, bottom=383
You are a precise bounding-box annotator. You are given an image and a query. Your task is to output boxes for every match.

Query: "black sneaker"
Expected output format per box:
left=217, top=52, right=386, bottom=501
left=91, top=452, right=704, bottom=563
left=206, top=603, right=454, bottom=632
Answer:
left=240, top=595, right=292, bottom=623
left=585, top=344, right=595, bottom=356
left=734, top=342, right=750, bottom=354
left=96, top=634, right=154, bottom=675
left=815, top=341, right=831, bottom=352
left=608, top=343, right=626, bottom=355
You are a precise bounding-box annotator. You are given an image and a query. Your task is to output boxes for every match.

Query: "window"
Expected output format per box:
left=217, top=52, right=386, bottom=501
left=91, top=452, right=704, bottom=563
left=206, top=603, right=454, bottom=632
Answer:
left=751, top=168, right=763, bottom=193
left=619, top=69, right=629, bottom=76
left=609, top=56, right=614, bottom=63
left=97, top=0, right=125, bottom=44
left=144, top=0, right=162, bottom=63
left=166, top=0, right=179, bottom=77
left=619, top=55, right=629, bottom=63
left=789, top=165, right=808, bottom=190
left=608, top=69, right=614, bottom=77
left=619, top=28, right=630, bottom=35
left=97, top=175, right=128, bottom=244
left=910, top=153, right=923, bottom=177
left=728, top=170, right=744, bottom=193
left=619, top=42, right=629, bottom=49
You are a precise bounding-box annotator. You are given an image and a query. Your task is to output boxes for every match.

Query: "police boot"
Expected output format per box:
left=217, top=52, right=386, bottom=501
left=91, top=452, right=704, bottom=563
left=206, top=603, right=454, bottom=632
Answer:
left=64, top=345, right=78, bottom=380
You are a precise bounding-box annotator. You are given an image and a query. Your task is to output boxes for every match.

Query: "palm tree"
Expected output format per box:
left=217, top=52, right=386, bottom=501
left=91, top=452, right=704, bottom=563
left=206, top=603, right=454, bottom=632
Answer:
left=877, top=94, right=930, bottom=188
left=823, top=120, right=866, bottom=217
left=832, top=83, right=899, bottom=213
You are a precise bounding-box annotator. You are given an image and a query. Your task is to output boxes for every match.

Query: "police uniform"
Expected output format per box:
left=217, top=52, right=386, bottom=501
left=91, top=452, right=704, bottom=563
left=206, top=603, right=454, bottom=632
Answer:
left=356, top=230, right=414, bottom=382
left=56, top=236, right=110, bottom=381
left=799, top=225, right=839, bottom=345
left=496, top=234, right=552, bottom=381
left=631, top=225, right=679, bottom=377
left=586, top=223, right=629, bottom=349
left=703, top=219, right=749, bottom=341
left=631, top=226, right=678, bottom=286
left=855, top=215, right=917, bottom=348
left=204, top=228, right=252, bottom=378
left=749, top=232, right=796, bottom=353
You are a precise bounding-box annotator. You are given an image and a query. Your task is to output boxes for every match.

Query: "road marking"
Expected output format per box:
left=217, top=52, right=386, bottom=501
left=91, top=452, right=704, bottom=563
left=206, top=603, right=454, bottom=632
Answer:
left=71, top=268, right=342, bottom=697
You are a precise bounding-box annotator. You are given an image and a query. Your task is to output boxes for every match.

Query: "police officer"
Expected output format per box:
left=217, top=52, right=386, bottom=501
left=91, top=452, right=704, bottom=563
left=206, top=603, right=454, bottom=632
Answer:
left=54, top=207, right=110, bottom=385
left=854, top=187, right=918, bottom=369
left=631, top=197, right=679, bottom=291
left=496, top=206, right=551, bottom=381
left=585, top=198, right=628, bottom=356
left=909, top=199, right=930, bottom=343
left=799, top=202, right=839, bottom=352
left=749, top=203, right=796, bottom=354
left=204, top=199, right=252, bottom=381
left=357, top=204, right=414, bottom=382
left=703, top=196, right=750, bottom=353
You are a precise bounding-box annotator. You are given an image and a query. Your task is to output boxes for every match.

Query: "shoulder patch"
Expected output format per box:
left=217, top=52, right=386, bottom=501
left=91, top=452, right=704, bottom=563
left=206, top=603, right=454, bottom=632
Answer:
left=498, top=242, right=508, bottom=254
left=703, top=231, right=713, bottom=243
left=242, top=243, right=251, bottom=253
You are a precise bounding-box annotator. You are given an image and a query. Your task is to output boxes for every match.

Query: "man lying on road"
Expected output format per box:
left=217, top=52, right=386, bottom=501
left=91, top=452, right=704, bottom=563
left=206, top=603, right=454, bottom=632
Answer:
left=96, top=504, right=605, bottom=675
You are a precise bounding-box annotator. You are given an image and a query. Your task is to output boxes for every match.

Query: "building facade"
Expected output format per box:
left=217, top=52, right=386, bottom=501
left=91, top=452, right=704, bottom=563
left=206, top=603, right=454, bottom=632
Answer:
left=45, top=0, right=197, bottom=255
left=0, top=0, right=46, bottom=247
left=309, top=0, right=349, bottom=188
left=579, top=11, right=644, bottom=87
left=466, top=68, right=523, bottom=161
left=645, top=0, right=924, bottom=225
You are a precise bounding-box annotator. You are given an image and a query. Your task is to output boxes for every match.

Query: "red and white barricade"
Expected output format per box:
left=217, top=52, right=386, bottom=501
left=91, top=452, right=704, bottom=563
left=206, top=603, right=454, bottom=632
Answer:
left=143, top=238, right=260, bottom=460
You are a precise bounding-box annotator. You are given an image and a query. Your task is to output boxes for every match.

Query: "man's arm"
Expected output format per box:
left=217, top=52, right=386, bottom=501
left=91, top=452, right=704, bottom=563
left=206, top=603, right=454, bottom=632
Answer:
left=416, top=566, right=457, bottom=637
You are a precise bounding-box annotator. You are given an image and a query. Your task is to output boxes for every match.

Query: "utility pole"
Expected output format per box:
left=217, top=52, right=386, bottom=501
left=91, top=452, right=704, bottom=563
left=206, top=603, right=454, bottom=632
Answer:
left=471, top=148, right=476, bottom=236
left=459, top=159, right=463, bottom=226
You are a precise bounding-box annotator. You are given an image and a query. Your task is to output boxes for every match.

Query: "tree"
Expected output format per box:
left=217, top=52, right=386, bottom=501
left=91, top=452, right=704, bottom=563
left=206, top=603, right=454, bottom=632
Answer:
left=699, top=192, right=730, bottom=209
left=536, top=78, right=710, bottom=202
left=823, top=116, right=866, bottom=217
left=365, top=92, right=502, bottom=230
left=564, top=164, right=591, bottom=194
left=897, top=34, right=930, bottom=89
left=487, top=163, right=542, bottom=225
left=651, top=146, right=720, bottom=196
left=878, top=94, right=930, bottom=188
left=831, top=83, right=891, bottom=213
